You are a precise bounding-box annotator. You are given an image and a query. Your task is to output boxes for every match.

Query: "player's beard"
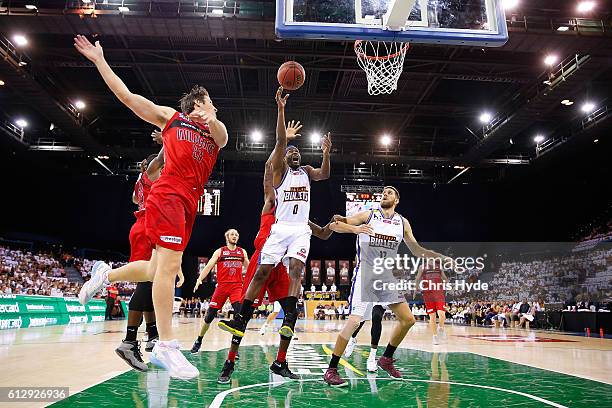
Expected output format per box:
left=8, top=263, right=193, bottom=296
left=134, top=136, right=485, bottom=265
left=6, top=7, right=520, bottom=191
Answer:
left=380, top=200, right=394, bottom=209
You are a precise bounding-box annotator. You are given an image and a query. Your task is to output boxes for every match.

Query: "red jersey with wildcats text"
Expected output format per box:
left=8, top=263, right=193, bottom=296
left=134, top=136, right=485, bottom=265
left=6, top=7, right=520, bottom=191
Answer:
left=216, top=246, right=245, bottom=284
left=161, top=111, right=220, bottom=196
left=133, top=171, right=153, bottom=216
left=422, top=268, right=445, bottom=298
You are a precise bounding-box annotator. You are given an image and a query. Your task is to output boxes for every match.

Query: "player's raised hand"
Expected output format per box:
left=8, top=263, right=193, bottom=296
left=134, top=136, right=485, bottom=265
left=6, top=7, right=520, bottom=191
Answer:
left=74, top=35, right=104, bottom=64
left=286, top=120, right=302, bottom=140
left=321, top=132, right=332, bottom=154
left=275, top=86, right=289, bottom=109
left=151, top=130, right=163, bottom=145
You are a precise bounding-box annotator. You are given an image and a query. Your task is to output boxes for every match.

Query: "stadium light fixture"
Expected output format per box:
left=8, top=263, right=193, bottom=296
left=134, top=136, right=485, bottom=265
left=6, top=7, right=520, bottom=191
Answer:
left=82, top=0, right=92, bottom=3
left=310, top=132, right=321, bottom=144
left=75, top=100, right=86, bottom=110
left=211, top=8, right=223, bottom=15
left=561, top=99, right=574, bottom=106
left=479, top=112, right=492, bottom=123
left=577, top=1, right=595, bottom=13
left=544, top=55, right=558, bottom=66
left=15, top=119, right=28, bottom=128
left=13, top=34, right=28, bottom=47
left=25, top=5, right=37, bottom=10
left=381, top=135, right=391, bottom=146
left=502, top=0, right=519, bottom=10
left=250, top=130, right=263, bottom=142
left=581, top=102, right=595, bottom=113
left=359, top=161, right=365, bottom=165
left=557, top=26, right=570, bottom=32
left=533, top=135, right=545, bottom=143
left=0, top=80, right=5, bottom=86
left=118, top=6, right=130, bottom=12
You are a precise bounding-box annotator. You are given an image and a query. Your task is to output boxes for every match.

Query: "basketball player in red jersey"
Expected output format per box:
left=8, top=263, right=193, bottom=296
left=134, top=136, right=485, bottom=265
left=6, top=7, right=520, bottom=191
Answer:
left=219, top=86, right=331, bottom=341
left=415, top=265, right=448, bottom=344
left=216, top=157, right=334, bottom=383
left=190, top=229, right=248, bottom=352
left=74, top=35, right=227, bottom=379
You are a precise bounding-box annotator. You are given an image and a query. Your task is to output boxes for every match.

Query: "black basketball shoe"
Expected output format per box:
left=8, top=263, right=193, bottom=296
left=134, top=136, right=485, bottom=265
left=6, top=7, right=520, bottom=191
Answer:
left=218, top=360, right=235, bottom=384
left=270, top=360, right=300, bottom=379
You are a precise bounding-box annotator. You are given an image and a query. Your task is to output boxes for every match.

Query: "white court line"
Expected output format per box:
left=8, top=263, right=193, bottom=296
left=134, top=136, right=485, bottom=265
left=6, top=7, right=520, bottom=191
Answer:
left=209, top=377, right=568, bottom=408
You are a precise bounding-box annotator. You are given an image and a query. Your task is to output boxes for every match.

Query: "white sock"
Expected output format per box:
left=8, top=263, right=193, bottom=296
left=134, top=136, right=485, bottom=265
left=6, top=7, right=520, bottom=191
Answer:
left=369, top=348, right=377, bottom=359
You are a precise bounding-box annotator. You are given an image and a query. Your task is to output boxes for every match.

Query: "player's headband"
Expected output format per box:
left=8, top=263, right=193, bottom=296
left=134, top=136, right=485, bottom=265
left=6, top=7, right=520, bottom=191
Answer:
left=383, top=186, right=400, bottom=200
left=285, top=145, right=299, bottom=153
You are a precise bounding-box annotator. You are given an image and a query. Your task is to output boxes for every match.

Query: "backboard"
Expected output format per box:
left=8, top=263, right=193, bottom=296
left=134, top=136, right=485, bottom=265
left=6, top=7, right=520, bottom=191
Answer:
left=276, top=0, right=508, bottom=47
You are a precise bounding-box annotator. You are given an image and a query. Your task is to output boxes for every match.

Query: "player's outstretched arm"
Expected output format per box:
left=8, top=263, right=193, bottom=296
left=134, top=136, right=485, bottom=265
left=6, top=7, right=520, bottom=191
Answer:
left=195, top=107, right=228, bottom=148
left=270, top=87, right=290, bottom=183
left=194, top=249, right=221, bottom=290
left=402, top=217, right=452, bottom=264
left=308, top=221, right=333, bottom=240
left=304, top=132, right=331, bottom=181
left=73, top=35, right=174, bottom=129
left=329, top=211, right=373, bottom=234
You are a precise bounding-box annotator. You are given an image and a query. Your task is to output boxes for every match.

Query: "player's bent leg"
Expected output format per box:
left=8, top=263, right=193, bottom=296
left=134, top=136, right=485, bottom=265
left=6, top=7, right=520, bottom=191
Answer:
left=191, top=307, right=219, bottom=353
left=149, top=246, right=198, bottom=379
left=324, top=314, right=363, bottom=387
left=278, top=258, right=304, bottom=338
left=378, top=302, right=416, bottom=379
left=218, top=264, right=273, bottom=337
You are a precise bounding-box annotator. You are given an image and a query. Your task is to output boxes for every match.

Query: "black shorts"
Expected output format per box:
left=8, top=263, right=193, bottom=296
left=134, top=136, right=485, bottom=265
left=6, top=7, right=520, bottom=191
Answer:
left=129, top=282, right=154, bottom=312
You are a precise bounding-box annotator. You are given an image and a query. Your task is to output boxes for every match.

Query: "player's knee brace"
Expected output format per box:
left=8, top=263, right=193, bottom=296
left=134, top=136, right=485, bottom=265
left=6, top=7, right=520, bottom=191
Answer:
left=371, top=305, right=384, bottom=345
left=204, top=307, right=219, bottom=324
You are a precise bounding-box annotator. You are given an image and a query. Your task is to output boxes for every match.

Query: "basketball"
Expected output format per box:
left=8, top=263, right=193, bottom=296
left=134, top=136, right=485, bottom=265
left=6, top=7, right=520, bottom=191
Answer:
left=277, top=61, right=305, bottom=91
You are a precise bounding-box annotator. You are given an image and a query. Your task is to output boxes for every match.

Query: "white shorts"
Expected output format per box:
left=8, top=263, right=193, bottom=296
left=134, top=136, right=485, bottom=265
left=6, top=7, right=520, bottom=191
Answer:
left=260, top=222, right=311, bottom=266
left=347, top=268, right=396, bottom=321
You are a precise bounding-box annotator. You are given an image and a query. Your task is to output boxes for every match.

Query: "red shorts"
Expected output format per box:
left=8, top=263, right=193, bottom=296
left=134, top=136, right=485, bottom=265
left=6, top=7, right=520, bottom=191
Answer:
left=145, top=176, right=198, bottom=252
left=243, top=249, right=289, bottom=305
left=424, top=298, right=446, bottom=314
left=210, top=282, right=243, bottom=309
left=129, top=214, right=153, bottom=262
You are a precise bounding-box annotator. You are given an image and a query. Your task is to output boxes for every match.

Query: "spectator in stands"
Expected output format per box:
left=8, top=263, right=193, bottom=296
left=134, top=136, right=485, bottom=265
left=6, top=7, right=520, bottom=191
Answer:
left=330, top=282, right=337, bottom=300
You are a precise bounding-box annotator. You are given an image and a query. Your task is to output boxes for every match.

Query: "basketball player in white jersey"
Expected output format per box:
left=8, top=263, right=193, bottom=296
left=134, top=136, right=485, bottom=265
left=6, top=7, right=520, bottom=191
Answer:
left=219, top=86, right=331, bottom=339
left=324, top=186, right=452, bottom=387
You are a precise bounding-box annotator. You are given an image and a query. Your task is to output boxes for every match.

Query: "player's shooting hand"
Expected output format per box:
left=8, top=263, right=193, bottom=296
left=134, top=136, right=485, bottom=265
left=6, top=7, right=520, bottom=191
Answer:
left=286, top=120, right=302, bottom=140
left=151, top=130, right=163, bottom=145
left=321, top=132, right=332, bottom=154
left=355, top=224, right=374, bottom=236
left=275, top=86, right=289, bottom=109
left=74, top=35, right=104, bottom=64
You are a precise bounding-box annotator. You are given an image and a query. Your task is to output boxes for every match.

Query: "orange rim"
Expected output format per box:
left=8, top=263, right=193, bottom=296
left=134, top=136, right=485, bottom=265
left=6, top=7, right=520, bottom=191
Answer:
left=354, top=40, right=410, bottom=61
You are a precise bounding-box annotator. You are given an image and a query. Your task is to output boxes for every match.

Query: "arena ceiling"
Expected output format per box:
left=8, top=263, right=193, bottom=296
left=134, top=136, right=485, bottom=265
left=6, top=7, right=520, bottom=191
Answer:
left=0, top=0, right=611, bottom=183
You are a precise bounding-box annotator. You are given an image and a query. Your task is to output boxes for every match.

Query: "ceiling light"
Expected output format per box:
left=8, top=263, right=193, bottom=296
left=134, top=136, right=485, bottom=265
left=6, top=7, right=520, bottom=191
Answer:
left=0, top=80, right=4, bottom=86
left=577, top=2, right=596, bottom=13
left=561, top=99, right=574, bottom=106
left=211, top=8, right=223, bottom=15
left=82, top=0, right=92, bottom=3
left=593, top=139, right=599, bottom=143
left=359, top=161, right=365, bottom=165
left=544, top=55, right=558, bottom=66
left=250, top=130, right=263, bottom=142
left=15, top=119, right=28, bottom=128
left=479, top=112, right=492, bottom=123
left=581, top=102, right=595, bottom=113
left=13, top=35, right=28, bottom=47
left=381, top=135, right=391, bottom=146
left=25, top=5, right=37, bottom=10
left=310, top=132, right=321, bottom=144
left=557, top=26, right=569, bottom=32
left=534, top=135, right=545, bottom=143
left=118, top=6, right=129, bottom=12
left=74, top=100, right=86, bottom=110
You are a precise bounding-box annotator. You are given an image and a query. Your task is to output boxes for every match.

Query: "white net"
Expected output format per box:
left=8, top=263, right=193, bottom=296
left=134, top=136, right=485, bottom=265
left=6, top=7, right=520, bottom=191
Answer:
left=354, top=40, right=409, bottom=96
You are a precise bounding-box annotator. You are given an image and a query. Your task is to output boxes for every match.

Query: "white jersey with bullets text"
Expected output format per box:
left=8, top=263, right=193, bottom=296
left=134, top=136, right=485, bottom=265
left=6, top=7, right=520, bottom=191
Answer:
left=274, top=167, right=311, bottom=224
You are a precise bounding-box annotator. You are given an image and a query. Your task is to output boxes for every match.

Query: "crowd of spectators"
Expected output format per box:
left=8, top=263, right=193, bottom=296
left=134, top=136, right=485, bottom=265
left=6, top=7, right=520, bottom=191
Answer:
left=0, top=245, right=135, bottom=299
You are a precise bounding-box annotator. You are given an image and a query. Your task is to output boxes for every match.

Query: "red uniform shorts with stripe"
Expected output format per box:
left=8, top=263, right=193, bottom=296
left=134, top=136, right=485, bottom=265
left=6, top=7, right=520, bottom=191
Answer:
left=242, top=248, right=289, bottom=306
left=145, top=176, right=198, bottom=252
left=129, top=214, right=153, bottom=262
left=423, top=292, right=446, bottom=314
left=209, top=282, right=243, bottom=309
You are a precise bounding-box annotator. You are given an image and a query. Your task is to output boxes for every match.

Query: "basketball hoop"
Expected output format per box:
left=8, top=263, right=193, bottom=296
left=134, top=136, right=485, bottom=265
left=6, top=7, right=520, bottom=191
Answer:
left=354, top=40, right=409, bottom=96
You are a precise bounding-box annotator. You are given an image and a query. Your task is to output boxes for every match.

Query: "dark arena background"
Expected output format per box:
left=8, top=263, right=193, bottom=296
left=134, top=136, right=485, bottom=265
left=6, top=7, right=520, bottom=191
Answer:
left=0, top=0, right=611, bottom=407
